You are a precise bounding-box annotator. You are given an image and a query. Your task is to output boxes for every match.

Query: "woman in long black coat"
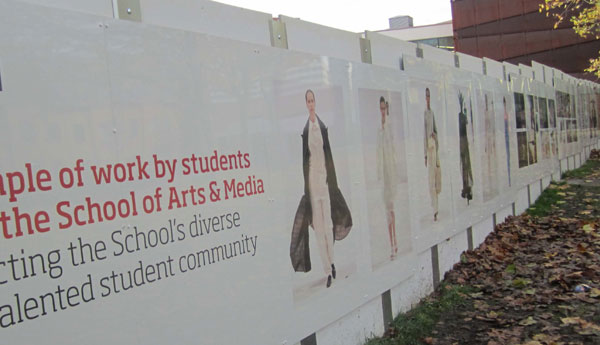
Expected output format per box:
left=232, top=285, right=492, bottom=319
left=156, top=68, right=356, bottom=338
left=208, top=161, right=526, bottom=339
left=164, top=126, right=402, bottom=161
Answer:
left=290, top=89, right=352, bottom=288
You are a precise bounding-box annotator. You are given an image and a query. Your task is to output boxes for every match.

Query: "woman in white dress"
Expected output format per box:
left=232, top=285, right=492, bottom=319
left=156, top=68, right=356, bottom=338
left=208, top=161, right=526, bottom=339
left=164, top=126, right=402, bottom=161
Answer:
left=484, top=94, right=497, bottom=195
left=424, top=88, right=441, bottom=221
left=376, top=97, right=398, bottom=258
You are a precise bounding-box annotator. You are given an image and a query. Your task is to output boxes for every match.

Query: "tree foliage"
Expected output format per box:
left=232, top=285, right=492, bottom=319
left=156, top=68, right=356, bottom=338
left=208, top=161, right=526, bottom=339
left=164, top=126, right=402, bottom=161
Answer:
left=540, top=0, right=600, bottom=78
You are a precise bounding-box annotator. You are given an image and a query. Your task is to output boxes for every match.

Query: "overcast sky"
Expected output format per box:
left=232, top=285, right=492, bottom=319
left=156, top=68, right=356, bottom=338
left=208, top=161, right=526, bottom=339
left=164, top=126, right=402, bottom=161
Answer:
left=214, top=0, right=452, bottom=33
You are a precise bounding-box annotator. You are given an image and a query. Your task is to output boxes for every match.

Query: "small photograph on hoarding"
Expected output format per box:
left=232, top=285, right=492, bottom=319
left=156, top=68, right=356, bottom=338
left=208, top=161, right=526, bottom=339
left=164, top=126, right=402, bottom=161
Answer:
left=358, top=88, right=411, bottom=270
left=517, top=132, right=529, bottom=168
left=514, top=93, right=526, bottom=129
left=287, top=86, right=357, bottom=303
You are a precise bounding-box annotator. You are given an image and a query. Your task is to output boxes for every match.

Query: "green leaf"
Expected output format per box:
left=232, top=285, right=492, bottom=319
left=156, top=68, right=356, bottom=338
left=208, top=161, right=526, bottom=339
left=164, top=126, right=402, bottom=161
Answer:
left=582, top=224, right=595, bottom=232
left=512, top=278, right=532, bottom=288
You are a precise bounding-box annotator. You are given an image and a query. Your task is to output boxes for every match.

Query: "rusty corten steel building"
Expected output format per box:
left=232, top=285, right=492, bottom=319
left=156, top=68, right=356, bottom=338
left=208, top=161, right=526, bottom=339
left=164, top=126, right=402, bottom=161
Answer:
left=451, top=0, right=600, bottom=81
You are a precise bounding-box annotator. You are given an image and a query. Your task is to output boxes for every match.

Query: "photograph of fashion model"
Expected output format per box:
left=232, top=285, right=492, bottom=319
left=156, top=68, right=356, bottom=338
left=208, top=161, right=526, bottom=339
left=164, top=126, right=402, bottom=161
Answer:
left=290, top=89, right=352, bottom=289
left=527, top=95, right=538, bottom=165
left=424, top=88, right=442, bottom=221
left=377, top=96, right=399, bottom=259
left=458, top=91, right=473, bottom=203
left=483, top=93, right=497, bottom=200
left=503, top=97, right=512, bottom=187
left=358, top=88, right=411, bottom=271
left=514, top=92, right=529, bottom=168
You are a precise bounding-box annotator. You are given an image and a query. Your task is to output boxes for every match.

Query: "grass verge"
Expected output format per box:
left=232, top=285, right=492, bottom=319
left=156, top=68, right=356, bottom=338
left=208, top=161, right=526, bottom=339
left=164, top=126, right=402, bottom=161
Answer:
left=364, top=284, right=474, bottom=345
left=561, top=159, right=600, bottom=179
left=525, top=181, right=565, bottom=217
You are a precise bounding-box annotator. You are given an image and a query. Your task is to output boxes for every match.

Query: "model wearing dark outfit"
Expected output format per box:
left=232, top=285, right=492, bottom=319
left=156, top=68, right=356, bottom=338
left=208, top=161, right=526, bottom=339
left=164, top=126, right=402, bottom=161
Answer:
left=503, top=97, right=512, bottom=187
left=290, top=90, right=352, bottom=288
left=458, top=93, right=473, bottom=202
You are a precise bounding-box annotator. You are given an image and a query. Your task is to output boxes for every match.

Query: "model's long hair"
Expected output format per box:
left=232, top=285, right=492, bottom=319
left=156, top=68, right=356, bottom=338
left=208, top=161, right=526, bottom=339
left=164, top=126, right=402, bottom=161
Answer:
left=380, top=96, right=390, bottom=116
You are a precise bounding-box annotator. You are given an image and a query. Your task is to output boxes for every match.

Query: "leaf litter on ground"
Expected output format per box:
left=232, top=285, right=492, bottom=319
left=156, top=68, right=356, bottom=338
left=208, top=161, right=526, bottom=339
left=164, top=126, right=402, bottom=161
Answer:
left=365, top=151, right=600, bottom=345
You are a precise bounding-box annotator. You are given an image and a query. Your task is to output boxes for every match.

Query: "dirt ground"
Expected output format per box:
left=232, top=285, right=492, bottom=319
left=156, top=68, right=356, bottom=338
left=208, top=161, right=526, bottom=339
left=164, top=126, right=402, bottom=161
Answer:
left=429, top=153, right=600, bottom=345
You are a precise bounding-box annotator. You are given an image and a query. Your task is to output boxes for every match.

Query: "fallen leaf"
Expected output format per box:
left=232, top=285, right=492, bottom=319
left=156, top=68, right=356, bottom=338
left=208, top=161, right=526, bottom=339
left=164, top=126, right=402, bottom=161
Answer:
left=557, top=305, right=574, bottom=311
left=575, top=320, right=600, bottom=335
left=475, top=315, right=495, bottom=322
left=561, top=317, right=583, bottom=325
left=532, top=333, right=563, bottom=343
left=469, top=292, right=484, bottom=299
left=549, top=275, right=561, bottom=283
left=486, top=311, right=499, bottom=319
left=474, top=300, right=489, bottom=311
left=590, top=288, right=600, bottom=298
left=560, top=317, right=600, bottom=335
left=512, top=278, right=532, bottom=288
left=519, top=316, right=537, bottom=326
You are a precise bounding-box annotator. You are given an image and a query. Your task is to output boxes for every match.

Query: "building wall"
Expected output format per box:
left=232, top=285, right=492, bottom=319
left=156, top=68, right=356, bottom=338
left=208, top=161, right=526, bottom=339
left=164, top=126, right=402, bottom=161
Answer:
left=452, top=0, right=600, bottom=80
left=377, top=22, right=454, bottom=50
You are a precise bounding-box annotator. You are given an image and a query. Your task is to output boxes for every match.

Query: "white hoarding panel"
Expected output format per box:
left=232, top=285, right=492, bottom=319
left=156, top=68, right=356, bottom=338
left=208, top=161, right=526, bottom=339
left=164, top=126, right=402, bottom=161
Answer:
left=365, top=31, right=417, bottom=70
left=404, top=56, right=456, bottom=250
left=483, top=58, right=505, bottom=80
left=282, top=15, right=362, bottom=63
left=535, top=80, right=560, bottom=173
left=554, top=77, right=578, bottom=159
left=510, top=74, right=548, bottom=187
left=140, top=0, right=273, bottom=46
left=457, top=52, right=484, bottom=74
left=356, top=87, right=412, bottom=269
left=0, top=7, right=288, bottom=345
left=420, top=44, right=454, bottom=67
left=531, top=61, right=545, bottom=83
left=444, top=68, right=483, bottom=232
left=489, top=77, right=515, bottom=194
left=475, top=77, right=499, bottom=202
left=19, top=0, right=113, bottom=17
left=346, top=62, right=416, bottom=296
left=519, top=64, right=535, bottom=80
left=544, top=66, right=555, bottom=86
left=504, top=62, right=520, bottom=79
